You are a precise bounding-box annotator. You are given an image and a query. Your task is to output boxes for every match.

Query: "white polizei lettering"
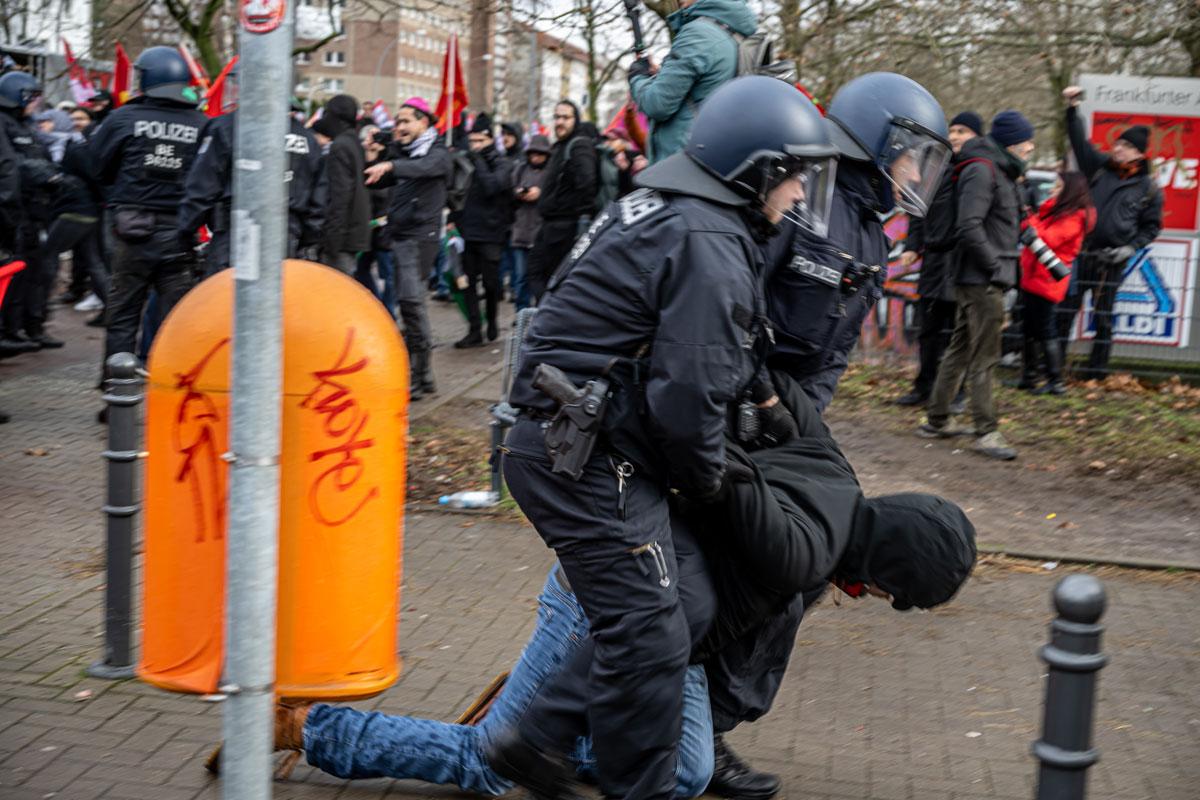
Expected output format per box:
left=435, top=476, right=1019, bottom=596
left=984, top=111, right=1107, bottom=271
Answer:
left=132, top=120, right=200, bottom=144
left=284, top=133, right=311, bottom=155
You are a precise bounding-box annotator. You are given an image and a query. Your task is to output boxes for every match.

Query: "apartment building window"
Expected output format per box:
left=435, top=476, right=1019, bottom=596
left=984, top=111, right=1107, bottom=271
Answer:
left=323, top=51, right=346, bottom=66
left=295, top=52, right=312, bottom=65
left=323, top=78, right=344, bottom=92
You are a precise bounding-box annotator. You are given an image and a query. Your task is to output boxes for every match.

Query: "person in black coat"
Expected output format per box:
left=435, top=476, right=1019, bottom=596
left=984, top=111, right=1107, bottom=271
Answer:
left=1058, top=86, right=1164, bottom=379
left=312, top=94, right=371, bottom=274
left=895, top=111, right=983, bottom=407
left=453, top=112, right=512, bottom=347
left=525, top=100, right=597, bottom=302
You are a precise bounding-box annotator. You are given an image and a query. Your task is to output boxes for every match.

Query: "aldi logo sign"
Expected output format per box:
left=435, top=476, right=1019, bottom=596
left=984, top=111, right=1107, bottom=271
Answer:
left=1078, top=238, right=1196, bottom=347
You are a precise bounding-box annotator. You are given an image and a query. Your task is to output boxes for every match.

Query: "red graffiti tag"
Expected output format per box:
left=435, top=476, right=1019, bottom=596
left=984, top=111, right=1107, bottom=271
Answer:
left=172, top=337, right=231, bottom=543
left=300, top=328, right=379, bottom=526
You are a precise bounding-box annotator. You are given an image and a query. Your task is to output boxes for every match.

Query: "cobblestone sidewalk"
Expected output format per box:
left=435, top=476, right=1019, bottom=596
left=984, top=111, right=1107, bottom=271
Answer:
left=1, top=299, right=1198, bottom=800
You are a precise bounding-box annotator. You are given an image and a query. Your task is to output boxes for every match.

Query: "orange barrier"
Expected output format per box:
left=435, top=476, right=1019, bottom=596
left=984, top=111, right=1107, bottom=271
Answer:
left=138, top=260, right=409, bottom=700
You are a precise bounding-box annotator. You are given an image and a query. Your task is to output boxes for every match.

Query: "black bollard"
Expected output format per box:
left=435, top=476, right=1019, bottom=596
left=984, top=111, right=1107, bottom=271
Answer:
left=87, top=353, right=143, bottom=680
left=1032, top=573, right=1108, bottom=800
left=489, top=308, right=538, bottom=497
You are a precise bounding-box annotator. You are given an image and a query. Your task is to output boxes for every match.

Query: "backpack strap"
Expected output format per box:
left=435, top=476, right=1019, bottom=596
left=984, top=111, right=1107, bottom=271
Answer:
left=951, top=157, right=995, bottom=183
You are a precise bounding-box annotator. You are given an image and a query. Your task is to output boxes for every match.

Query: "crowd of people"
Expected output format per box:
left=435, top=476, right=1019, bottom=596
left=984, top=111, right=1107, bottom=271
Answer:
left=0, top=0, right=1168, bottom=795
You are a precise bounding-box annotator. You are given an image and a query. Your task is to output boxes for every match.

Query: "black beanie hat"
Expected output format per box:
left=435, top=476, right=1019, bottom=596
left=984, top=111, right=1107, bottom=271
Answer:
left=1118, top=125, right=1150, bottom=155
left=949, top=111, right=983, bottom=136
left=470, top=112, right=493, bottom=136
left=990, top=110, right=1035, bottom=147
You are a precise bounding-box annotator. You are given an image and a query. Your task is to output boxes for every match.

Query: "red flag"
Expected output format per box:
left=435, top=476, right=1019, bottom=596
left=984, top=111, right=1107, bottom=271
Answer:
left=434, top=35, right=468, bottom=139
left=62, top=38, right=96, bottom=104
left=204, top=56, right=238, bottom=117
left=111, top=43, right=131, bottom=106
left=178, top=44, right=210, bottom=92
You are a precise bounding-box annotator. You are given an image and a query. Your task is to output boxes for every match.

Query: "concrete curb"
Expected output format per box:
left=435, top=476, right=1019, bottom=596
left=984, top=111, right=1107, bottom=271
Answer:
left=978, top=543, right=1200, bottom=573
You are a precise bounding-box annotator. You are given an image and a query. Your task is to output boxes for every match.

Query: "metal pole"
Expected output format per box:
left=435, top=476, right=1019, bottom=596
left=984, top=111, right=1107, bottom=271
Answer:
left=222, top=4, right=293, bottom=799
left=371, top=38, right=398, bottom=109
left=87, top=352, right=142, bottom=681
left=446, top=34, right=456, bottom=148
left=1032, top=574, right=1109, bottom=800
left=528, top=24, right=538, bottom=124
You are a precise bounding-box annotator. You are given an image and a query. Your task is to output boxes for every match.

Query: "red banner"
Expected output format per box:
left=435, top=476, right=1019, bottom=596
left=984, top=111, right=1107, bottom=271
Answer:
left=111, top=43, right=131, bottom=106
left=434, top=35, right=468, bottom=136
left=1090, top=111, right=1200, bottom=232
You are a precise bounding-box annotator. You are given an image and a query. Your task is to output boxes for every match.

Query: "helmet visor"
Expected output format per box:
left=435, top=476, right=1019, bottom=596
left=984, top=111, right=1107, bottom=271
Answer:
left=880, top=122, right=950, bottom=217
left=769, top=155, right=837, bottom=238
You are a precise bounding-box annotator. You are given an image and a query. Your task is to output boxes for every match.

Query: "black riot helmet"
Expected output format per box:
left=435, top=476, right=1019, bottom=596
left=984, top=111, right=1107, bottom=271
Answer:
left=134, top=46, right=196, bottom=104
left=0, top=71, right=43, bottom=115
left=826, top=72, right=950, bottom=217
left=637, top=76, right=839, bottom=236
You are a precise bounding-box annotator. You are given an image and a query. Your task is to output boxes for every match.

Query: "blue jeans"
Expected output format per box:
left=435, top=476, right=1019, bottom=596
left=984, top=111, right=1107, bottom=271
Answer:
left=304, top=567, right=714, bottom=797
left=355, top=249, right=398, bottom=319
left=508, top=246, right=531, bottom=311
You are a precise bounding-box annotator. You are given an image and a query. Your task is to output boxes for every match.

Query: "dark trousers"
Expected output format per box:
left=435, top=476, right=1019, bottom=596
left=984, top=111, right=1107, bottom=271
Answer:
left=1021, top=291, right=1061, bottom=384
left=912, top=297, right=957, bottom=398
left=46, top=216, right=108, bottom=305
left=462, top=241, right=502, bottom=337
left=1, top=225, right=54, bottom=338
left=1056, top=253, right=1122, bottom=378
left=104, top=217, right=196, bottom=367
left=503, top=420, right=690, bottom=800
left=526, top=218, right=581, bottom=302
left=928, top=284, right=1005, bottom=434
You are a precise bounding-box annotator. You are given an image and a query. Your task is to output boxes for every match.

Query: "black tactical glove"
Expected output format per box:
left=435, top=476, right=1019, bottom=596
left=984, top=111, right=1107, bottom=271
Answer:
left=1102, top=244, right=1135, bottom=263
left=748, top=378, right=798, bottom=449
left=692, top=458, right=755, bottom=505
left=628, top=57, right=653, bottom=82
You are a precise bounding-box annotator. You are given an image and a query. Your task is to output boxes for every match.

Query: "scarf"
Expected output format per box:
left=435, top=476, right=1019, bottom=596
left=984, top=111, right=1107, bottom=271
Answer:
left=405, top=126, right=437, bottom=158
left=1110, top=157, right=1145, bottom=180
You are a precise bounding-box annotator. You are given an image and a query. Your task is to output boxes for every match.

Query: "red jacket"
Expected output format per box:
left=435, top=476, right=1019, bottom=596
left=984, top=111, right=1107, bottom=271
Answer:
left=1020, top=201, right=1094, bottom=303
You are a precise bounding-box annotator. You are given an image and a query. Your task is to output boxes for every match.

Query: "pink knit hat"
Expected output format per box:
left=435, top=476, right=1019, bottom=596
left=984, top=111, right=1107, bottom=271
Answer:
left=401, top=96, right=434, bottom=122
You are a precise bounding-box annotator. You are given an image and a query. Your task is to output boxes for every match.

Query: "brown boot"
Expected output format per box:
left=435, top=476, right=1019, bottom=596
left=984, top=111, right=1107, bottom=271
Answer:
left=275, top=701, right=313, bottom=752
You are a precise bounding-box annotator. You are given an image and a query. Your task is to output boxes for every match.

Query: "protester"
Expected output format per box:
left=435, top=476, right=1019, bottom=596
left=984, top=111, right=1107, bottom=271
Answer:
left=363, top=96, right=449, bottom=399
left=509, top=134, right=551, bottom=312
left=498, top=121, right=525, bottom=302
left=919, top=110, right=1034, bottom=461
left=1017, top=171, right=1094, bottom=395
left=0, top=71, right=64, bottom=353
left=453, top=113, right=512, bottom=347
left=69, top=106, right=91, bottom=133
left=1058, top=86, right=1163, bottom=380
left=82, top=89, right=112, bottom=137
left=90, top=46, right=206, bottom=405
left=354, top=124, right=399, bottom=318
left=524, top=100, right=596, bottom=302
left=894, top=111, right=982, bottom=407
left=628, top=0, right=757, bottom=162
left=311, top=93, right=371, bottom=275
left=491, top=77, right=833, bottom=800
left=596, top=130, right=640, bottom=209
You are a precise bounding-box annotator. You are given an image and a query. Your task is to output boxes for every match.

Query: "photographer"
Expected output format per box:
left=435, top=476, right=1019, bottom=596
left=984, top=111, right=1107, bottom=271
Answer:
left=1059, top=86, right=1163, bottom=379
left=1017, top=172, right=1094, bottom=395
left=509, top=134, right=551, bottom=312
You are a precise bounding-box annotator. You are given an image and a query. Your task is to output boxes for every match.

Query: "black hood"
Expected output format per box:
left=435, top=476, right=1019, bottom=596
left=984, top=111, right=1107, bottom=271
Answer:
left=836, top=158, right=886, bottom=216
left=842, top=493, right=976, bottom=610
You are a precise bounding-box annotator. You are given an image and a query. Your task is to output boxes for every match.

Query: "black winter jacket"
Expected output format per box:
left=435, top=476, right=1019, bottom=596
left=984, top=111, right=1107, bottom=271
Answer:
left=537, top=127, right=598, bottom=221
left=379, top=137, right=451, bottom=241
left=321, top=128, right=371, bottom=254
left=1066, top=107, right=1163, bottom=250
left=1, top=110, right=57, bottom=224
left=953, top=135, right=1023, bottom=289
left=510, top=187, right=768, bottom=497
left=904, top=151, right=965, bottom=302
left=0, top=120, right=19, bottom=250
left=454, top=144, right=513, bottom=244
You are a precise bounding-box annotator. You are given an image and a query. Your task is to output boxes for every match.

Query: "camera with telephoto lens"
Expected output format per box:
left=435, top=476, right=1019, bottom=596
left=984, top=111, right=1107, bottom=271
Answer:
left=372, top=130, right=392, bottom=147
left=1019, top=226, right=1070, bottom=281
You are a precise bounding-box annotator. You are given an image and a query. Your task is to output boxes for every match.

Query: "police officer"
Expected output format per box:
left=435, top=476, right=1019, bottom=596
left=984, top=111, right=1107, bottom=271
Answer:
left=178, top=68, right=322, bottom=274
left=487, top=77, right=838, bottom=800
left=90, top=46, right=206, bottom=374
left=764, top=72, right=950, bottom=412
left=0, top=71, right=64, bottom=352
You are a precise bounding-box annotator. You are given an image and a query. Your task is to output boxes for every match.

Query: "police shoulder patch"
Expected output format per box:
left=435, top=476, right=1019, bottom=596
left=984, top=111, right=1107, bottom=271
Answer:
left=619, top=188, right=666, bottom=226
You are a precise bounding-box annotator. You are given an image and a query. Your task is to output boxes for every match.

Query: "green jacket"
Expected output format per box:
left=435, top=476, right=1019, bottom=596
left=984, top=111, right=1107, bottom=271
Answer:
left=629, top=0, right=758, bottom=163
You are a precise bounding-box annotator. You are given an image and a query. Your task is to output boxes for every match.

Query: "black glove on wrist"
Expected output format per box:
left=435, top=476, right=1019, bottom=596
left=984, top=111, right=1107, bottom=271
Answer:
left=756, top=401, right=798, bottom=448
left=628, top=57, right=653, bottom=82
left=694, top=459, right=754, bottom=505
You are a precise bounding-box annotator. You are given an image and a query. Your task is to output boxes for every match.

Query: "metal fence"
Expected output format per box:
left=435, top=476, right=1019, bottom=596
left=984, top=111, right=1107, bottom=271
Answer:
left=859, top=213, right=1200, bottom=381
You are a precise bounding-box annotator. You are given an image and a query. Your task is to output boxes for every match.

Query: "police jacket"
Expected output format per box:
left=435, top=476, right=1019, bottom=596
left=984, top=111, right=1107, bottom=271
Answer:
left=0, top=109, right=56, bottom=223
left=688, top=371, right=975, bottom=731
left=376, top=133, right=451, bottom=241
left=762, top=160, right=888, bottom=412
left=178, top=113, right=323, bottom=242
left=952, top=135, right=1022, bottom=289
left=321, top=128, right=371, bottom=254
left=509, top=186, right=767, bottom=497
left=0, top=121, right=19, bottom=250
left=537, top=125, right=597, bottom=221
left=1065, top=107, right=1162, bottom=251
left=454, top=144, right=512, bottom=244
left=89, top=96, right=207, bottom=211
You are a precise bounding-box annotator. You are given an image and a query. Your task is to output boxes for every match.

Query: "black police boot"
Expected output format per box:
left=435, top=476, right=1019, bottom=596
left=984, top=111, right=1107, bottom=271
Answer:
left=485, top=728, right=584, bottom=800
left=707, top=733, right=781, bottom=800
left=455, top=330, right=485, bottom=349
left=893, top=390, right=928, bottom=406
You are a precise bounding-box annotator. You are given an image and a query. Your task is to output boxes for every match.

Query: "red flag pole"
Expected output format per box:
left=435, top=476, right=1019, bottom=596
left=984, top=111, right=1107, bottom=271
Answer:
left=446, top=35, right=456, bottom=148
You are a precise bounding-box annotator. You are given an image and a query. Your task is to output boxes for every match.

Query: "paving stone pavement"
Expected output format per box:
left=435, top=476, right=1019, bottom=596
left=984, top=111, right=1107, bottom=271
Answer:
left=2, top=296, right=1199, bottom=799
